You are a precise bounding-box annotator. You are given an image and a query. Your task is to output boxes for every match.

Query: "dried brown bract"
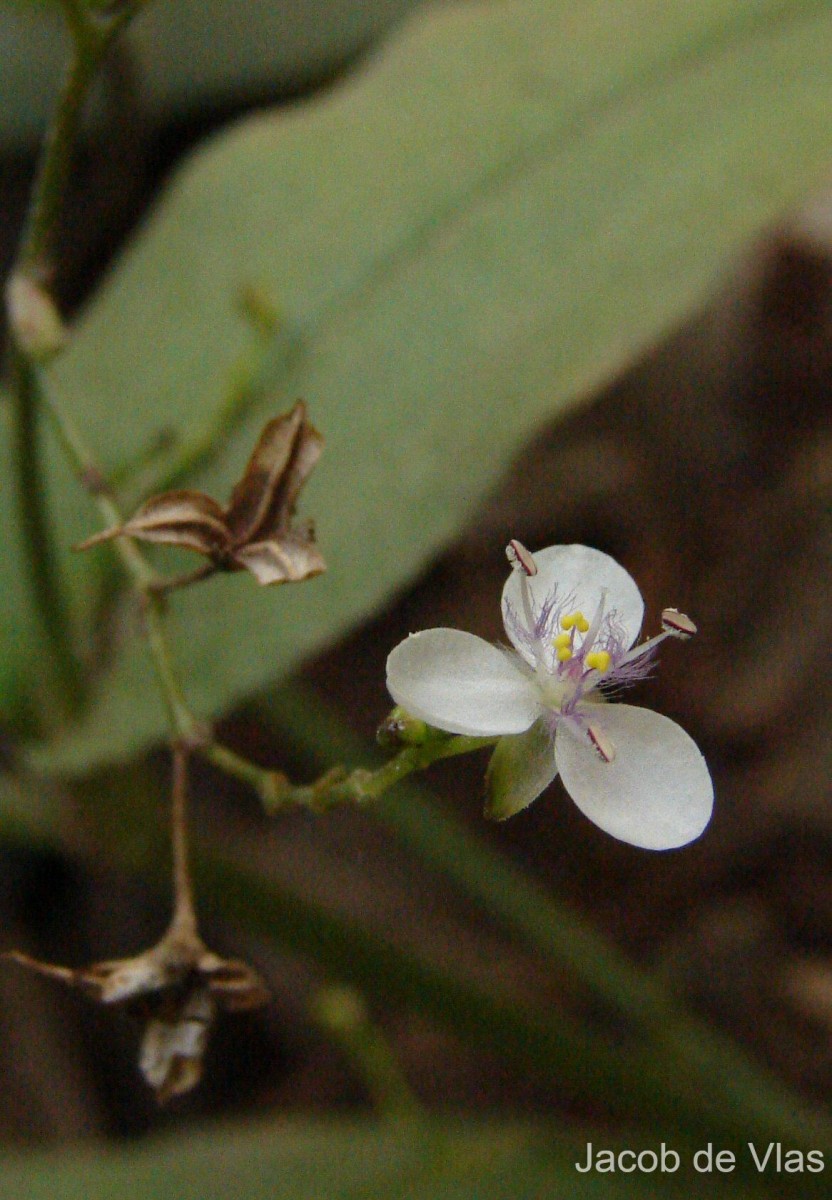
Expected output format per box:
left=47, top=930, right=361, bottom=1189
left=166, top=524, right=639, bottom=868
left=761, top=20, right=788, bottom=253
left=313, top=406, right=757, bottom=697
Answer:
left=6, top=929, right=269, bottom=1103
left=80, top=402, right=325, bottom=586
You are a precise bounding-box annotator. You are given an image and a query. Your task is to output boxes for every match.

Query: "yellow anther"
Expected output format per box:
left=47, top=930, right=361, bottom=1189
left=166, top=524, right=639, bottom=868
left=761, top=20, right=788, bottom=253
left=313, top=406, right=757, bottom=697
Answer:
left=553, top=632, right=571, bottom=648
left=585, top=650, right=611, bottom=673
left=562, top=611, right=589, bottom=633
left=556, top=647, right=572, bottom=662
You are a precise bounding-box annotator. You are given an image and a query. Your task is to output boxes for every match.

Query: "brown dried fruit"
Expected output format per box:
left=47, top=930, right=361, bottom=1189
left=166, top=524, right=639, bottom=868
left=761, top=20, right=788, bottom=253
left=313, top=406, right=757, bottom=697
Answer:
left=80, top=402, right=325, bottom=587
left=6, top=930, right=269, bottom=1103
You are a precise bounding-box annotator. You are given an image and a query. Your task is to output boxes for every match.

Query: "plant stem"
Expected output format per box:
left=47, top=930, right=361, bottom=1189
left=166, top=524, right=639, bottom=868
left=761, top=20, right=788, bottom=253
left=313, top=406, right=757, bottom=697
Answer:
left=8, top=0, right=156, bottom=712
left=8, top=346, right=84, bottom=711
left=39, top=379, right=197, bottom=741
left=201, top=740, right=279, bottom=795
left=17, top=32, right=101, bottom=275
left=8, top=27, right=100, bottom=710
left=168, top=743, right=198, bottom=939
left=312, top=985, right=424, bottom=1123
left=265, top=733, right=497, bottom=810
left=10, top=30, right=100, bottom=710
left=198, top=716, right=493, bottom=810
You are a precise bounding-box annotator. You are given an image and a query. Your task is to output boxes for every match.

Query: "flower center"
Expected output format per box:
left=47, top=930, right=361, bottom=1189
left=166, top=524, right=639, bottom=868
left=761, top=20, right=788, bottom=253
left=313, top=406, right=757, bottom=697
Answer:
left=536, top=672, right=572, bottom=710
left=505, top=539, right=700, bottom=762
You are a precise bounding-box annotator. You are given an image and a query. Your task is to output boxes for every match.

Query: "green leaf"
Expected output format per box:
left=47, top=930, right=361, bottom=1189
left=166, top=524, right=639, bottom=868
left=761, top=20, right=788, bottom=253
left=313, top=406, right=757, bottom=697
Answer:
left=0, top=1118, right=772, bottom=1199
left=14, top=0, right=832, bottom=767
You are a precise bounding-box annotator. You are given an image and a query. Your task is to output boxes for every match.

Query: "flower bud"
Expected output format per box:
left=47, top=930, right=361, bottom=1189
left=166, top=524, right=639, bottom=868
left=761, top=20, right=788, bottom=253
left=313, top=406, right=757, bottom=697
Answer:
left=376, top=706, right=431, bottom=747
left=5, top=273, right=66, bottom=360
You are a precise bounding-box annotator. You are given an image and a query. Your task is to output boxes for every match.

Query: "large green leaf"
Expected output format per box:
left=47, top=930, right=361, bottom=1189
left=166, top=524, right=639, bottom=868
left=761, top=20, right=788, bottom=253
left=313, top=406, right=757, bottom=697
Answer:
left=0, top=1119, right=770, bottom=1199
left=13, top=0, right=832, bottom=768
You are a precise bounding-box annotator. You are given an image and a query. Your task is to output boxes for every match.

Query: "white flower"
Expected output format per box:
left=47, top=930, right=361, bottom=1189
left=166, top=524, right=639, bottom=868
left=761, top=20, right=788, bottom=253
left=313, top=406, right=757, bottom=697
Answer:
left=386, top=542, right=713, bottom=850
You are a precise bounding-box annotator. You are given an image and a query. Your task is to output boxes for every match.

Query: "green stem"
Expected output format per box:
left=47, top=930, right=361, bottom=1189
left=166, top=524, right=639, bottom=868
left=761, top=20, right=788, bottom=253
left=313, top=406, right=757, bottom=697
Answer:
left=8, top=23, right=101, bottom=712
left=9, top=346, right=84, bottom=711
left=17, top=37, right=99, bottom=274
left=267, top=733, right=497, bottom=810
left=197, top=713, right=492, bottom=810
left=202, top=740, right=278, bottom=795
left=39, top=381, right=197, bottom=742
left=142, top=598, right=200, bottom=740
left=312, top=985, right=424, bottom=1123
left=9, top=0, right=155, bottom=712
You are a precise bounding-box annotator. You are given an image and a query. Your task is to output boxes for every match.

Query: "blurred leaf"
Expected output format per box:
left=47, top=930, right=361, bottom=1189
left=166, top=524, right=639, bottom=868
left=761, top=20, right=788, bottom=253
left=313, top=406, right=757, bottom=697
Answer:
left=0, top=767, right=60, bottom=846
left=14, top=0, right=832, bottom=767
left=0, top=0, right=421, bottom=144
left=0, top=1118, right=772, bottom=1199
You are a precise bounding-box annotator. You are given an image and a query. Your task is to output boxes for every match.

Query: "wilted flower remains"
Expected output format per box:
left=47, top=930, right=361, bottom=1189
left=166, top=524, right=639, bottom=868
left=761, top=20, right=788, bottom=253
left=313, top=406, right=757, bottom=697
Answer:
left=386, top=542, right=713, bottom=849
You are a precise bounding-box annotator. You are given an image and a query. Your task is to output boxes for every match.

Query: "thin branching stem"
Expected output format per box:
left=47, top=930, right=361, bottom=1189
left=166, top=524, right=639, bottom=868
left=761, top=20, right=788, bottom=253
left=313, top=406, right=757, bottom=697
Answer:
left=8, top=347, right=83, bottom=711
left=39, top=381, right=201, bottom=741
left=263, top=734, right=498, bottom=811
left=168, top=743, right=198, bottom=939
left=9, top=0, right=157, bottom=712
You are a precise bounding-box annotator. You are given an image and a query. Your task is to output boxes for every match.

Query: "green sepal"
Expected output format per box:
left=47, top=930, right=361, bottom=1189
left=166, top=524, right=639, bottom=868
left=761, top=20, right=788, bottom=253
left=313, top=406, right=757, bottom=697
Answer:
left=484, top=721, right=557, bottom=821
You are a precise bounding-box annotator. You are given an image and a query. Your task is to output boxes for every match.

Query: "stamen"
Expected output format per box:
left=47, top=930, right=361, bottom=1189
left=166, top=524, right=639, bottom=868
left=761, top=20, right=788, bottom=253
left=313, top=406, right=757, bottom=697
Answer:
left=561, top=611, right=589, bottom=632
left=618, top=632, right=667, bottom=668
left=577, top=590, right=608, bottom=658
left=587, top=723, right=615, bottom=763
left=506, top=539, right=543, bottom=669
left=506, top=540, right=538, bottom=577
left=553, top=632, right=571, bottom=649
left=585, top=650, right=611, bottom=672
left=661, top=608, right=697, bottom=639
left=617, top=607, right=697, bottom=670
left=556, top=647, right=572, bottom=662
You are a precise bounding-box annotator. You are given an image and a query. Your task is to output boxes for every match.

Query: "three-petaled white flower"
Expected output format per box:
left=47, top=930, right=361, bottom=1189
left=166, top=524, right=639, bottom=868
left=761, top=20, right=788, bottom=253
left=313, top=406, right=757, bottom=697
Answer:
left=386, top=542, right=713, bottom=849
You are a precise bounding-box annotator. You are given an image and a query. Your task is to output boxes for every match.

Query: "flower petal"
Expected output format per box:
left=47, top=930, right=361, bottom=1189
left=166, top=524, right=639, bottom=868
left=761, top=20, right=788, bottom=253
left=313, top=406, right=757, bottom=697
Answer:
left=484, top=721, right=558, bottom=820
left=386, top=629, right=540, bottom=736
left=554, top=704, right=713, bottom=849
left=502, top=544, right=644, bottom=665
